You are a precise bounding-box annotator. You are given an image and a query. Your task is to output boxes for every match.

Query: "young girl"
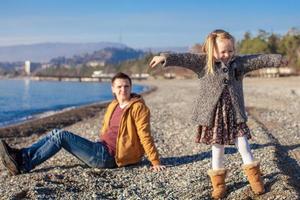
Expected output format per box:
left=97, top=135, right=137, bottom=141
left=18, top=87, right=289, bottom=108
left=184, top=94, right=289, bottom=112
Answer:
left=149, top=29, right=286, bottom=199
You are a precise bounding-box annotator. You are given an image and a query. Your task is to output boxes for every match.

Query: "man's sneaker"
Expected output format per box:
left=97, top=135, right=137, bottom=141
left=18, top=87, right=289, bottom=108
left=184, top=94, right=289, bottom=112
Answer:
left=0, top=140, right=21, bottom=175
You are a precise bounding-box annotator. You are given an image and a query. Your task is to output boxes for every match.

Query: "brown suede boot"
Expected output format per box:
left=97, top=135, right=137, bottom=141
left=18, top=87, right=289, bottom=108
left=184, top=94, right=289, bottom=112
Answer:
left=208, top=169, right=227, bottom=199
left=242, top=161, right=265, bottom=195
left=0, top=140, right=22, bottom=175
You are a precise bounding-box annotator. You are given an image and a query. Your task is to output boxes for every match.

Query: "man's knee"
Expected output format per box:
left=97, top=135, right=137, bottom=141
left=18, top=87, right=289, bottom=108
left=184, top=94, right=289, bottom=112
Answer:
left=49, top=129, right=69, bottom=145
left=49, top=128, right=62, bottom=137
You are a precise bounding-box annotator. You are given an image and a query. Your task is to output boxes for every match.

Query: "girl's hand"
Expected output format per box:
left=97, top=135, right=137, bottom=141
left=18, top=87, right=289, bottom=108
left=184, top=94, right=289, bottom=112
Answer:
left=149, top=56, right=166, bottom=68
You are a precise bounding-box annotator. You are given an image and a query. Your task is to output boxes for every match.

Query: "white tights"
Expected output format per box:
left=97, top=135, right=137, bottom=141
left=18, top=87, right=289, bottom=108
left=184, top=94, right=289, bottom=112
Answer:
left=212, top=136, right=254, bottom=170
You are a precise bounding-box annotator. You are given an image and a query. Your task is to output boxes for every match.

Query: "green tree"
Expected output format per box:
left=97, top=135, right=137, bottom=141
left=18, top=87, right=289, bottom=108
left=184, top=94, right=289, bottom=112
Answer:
left=278, top=33, right=300, bottom=69
left=268, top=33, right=280, bottom=53
left=238, top=36, right=270, bottom=54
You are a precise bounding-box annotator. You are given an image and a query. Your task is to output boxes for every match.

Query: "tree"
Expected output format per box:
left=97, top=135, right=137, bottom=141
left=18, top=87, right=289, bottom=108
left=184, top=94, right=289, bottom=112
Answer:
left=268, top=33, right=280, bottom=53
left=238, top=34, right=270, bottom=54
left=278, top=33, right=300, bottom=69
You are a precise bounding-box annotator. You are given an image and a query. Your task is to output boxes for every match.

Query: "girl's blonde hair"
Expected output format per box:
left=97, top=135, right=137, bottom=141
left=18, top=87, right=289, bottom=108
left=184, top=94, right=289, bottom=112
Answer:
left=202, top=29, right=235, bottom=74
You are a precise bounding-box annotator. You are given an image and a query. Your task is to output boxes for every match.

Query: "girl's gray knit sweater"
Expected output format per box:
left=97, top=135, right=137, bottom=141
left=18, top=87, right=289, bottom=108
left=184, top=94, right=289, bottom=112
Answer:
left=161, top=53, right=283, bottom=126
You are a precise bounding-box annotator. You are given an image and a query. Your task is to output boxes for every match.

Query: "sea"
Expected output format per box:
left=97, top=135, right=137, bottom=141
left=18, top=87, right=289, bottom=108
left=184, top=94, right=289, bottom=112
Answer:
left=0, top=79, right=148, bottom=127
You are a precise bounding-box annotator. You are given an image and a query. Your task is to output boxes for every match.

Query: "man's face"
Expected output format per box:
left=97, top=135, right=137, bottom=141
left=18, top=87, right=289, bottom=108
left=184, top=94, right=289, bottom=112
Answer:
left=111, top=78, right=131, bottom=102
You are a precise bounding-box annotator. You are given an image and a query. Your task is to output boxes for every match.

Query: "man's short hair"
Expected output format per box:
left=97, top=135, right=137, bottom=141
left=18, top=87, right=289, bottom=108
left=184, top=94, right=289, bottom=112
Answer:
left=111, top=72, right=132, bottom=86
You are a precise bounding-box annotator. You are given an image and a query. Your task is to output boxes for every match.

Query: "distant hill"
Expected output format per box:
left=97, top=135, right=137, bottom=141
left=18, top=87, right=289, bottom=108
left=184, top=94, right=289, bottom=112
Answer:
left=0, top=42, right=189, bottom=63
left=49, top=47, right=146, bottom=66
left=0, top=42, right=127, bottom=62
left=35, top=47, right=147, bottom=77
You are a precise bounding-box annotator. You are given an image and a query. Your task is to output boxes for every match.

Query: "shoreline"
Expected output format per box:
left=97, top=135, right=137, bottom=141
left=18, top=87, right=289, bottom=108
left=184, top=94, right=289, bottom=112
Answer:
left=0, top=101, right=110, bottom=138
left=0, top=82, right=156, bottom=138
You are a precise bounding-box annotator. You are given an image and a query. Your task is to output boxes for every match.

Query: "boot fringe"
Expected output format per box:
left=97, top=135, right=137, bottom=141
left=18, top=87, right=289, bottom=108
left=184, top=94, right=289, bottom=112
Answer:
left=208, top=168, right=227, bottom=176
left=242, top=161, right=260, bottom=170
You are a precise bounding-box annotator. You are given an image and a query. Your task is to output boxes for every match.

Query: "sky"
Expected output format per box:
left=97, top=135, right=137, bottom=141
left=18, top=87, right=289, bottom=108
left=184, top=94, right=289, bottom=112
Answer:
left=0, top=0, right=299, bottom=48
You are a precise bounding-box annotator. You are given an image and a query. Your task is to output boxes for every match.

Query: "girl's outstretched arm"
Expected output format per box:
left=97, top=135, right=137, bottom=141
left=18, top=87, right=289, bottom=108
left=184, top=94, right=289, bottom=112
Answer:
left=239, top=54, right=286, bottom=74
left=149, top=53, right=206, bottom=74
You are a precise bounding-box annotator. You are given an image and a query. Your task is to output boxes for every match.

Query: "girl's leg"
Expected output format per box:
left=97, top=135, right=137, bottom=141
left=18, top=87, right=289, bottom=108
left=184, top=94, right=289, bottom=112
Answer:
left=212, top=144, right=225, bottom=169
left=236, top=136, right=264, bottom=194
left=235, top=136, right=254, bottom=164
left=209, top=144, right=227, bottom=199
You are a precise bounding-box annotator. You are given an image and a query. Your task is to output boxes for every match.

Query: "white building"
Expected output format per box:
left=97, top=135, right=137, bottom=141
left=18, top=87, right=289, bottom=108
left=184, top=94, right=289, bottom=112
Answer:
left=24, top=60, right=31, bottom=75
left=92, top=70, right=103, bottom=77
left=87, top=61, right=105, bottom=67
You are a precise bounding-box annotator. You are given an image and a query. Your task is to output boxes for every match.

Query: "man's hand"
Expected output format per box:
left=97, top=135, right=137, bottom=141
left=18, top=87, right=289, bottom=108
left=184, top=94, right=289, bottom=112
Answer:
left=95, top=138, right=101, bottom=142
left=151, top=164, right=166, bottom=172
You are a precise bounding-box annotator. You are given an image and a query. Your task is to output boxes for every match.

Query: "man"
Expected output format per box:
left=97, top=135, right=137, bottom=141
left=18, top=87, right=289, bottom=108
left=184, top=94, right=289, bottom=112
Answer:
left=0, top=72, right=165, bottom=175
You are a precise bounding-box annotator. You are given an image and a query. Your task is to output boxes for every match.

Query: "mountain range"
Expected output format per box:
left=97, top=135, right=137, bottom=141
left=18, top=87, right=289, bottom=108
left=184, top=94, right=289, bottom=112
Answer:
left=49, top=47, right=146, bottom=66
left=0, top=42, right=188, bottom=62
left=0, top=42, right=127, bottom=62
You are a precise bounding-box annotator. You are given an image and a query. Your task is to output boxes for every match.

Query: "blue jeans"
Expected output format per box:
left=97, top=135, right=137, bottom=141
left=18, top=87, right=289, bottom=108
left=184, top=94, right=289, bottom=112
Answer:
left=20, top=129, right=116, bottom=172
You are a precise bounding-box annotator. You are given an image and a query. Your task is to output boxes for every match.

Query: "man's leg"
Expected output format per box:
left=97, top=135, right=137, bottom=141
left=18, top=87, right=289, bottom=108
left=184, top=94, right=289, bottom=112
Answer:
left=21, top=129, right=115, bottom=172
left=21, top=130, right=57, bottom=160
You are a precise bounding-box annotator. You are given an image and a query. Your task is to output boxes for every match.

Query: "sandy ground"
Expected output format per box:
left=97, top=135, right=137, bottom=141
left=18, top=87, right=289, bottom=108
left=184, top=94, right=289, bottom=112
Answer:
left=0, top=76, right=299, bottom=199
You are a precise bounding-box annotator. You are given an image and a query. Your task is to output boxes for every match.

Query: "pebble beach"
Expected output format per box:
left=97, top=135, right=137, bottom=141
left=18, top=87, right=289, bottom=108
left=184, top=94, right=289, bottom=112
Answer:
left=0, top=77, right=300, bottom=199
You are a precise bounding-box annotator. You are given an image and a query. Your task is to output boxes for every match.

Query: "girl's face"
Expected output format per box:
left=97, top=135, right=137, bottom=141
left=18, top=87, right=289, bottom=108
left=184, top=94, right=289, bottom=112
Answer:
left=214, top=38, right=234, bottom=64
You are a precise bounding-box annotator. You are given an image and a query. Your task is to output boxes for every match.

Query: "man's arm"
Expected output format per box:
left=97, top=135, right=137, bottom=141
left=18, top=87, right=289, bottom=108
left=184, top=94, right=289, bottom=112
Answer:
left=132, top=103, right=162, bottom=167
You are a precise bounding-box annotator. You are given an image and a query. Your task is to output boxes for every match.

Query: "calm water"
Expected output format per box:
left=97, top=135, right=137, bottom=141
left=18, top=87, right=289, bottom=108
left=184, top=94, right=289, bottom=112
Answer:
left=0, top=79, right=147, bottom=127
